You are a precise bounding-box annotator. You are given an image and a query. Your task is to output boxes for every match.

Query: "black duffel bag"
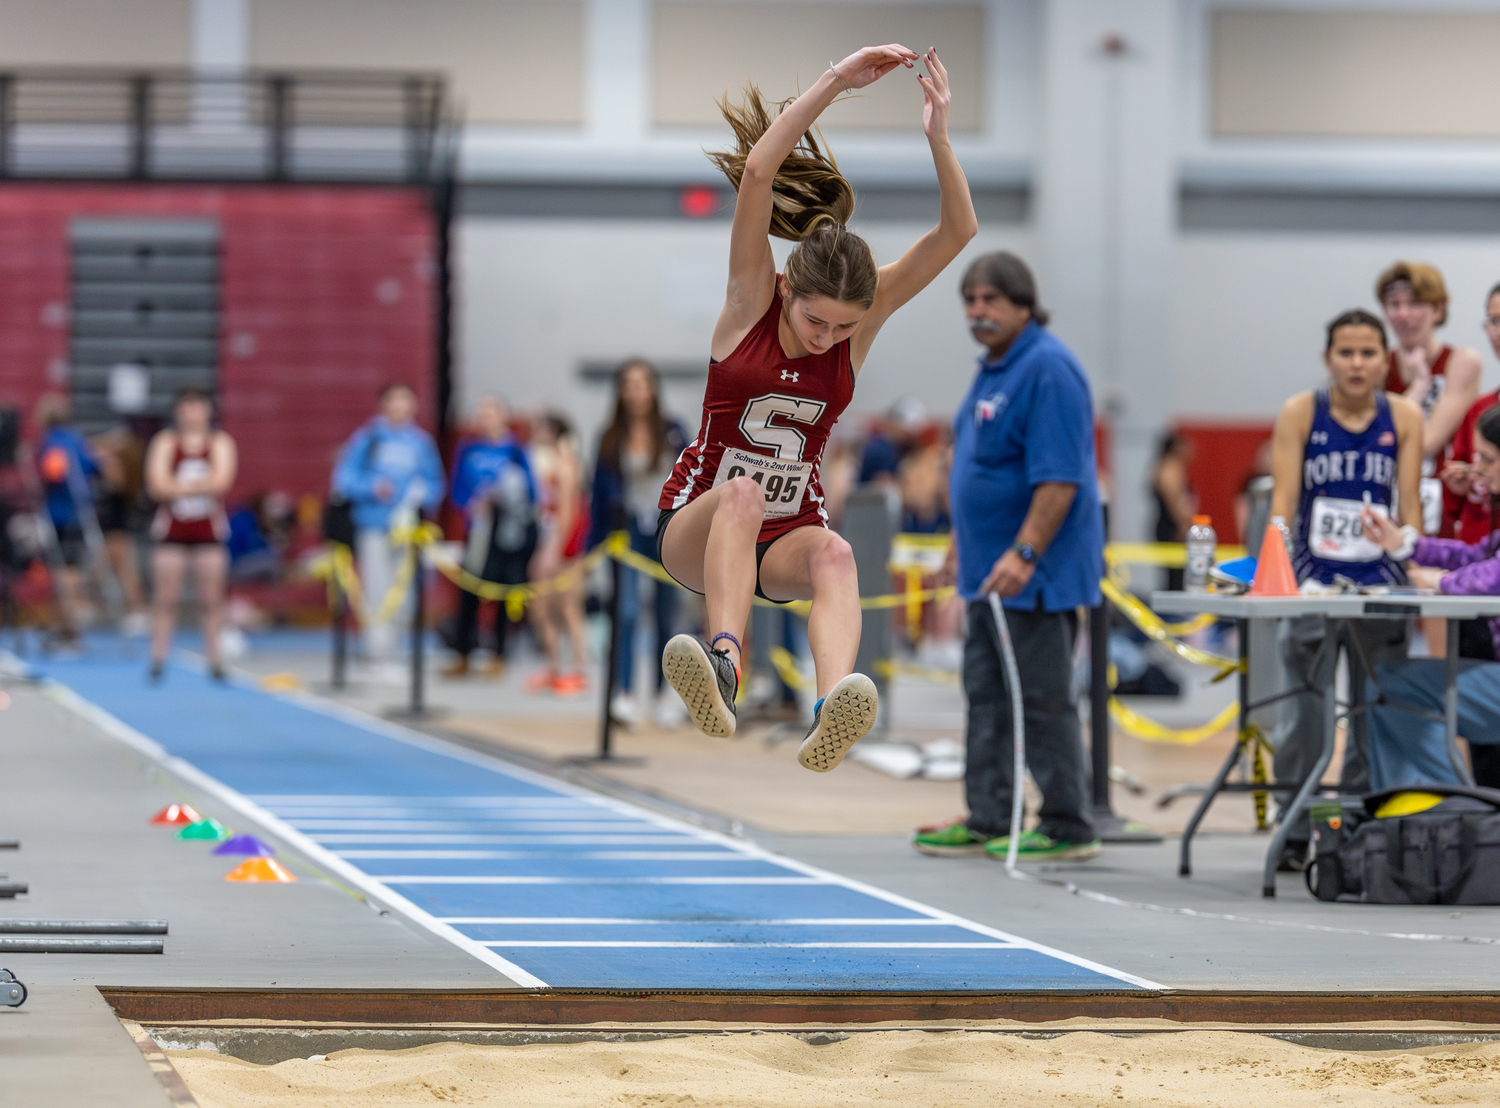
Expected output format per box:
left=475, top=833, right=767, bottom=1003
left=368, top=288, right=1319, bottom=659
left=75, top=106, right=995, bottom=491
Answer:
left=1308, top=785, right=1500, bottom=904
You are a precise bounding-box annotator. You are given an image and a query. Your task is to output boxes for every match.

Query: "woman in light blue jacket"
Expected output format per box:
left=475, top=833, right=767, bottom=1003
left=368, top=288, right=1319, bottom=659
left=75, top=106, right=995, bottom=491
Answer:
left=330, top=382, right=445, bottom=675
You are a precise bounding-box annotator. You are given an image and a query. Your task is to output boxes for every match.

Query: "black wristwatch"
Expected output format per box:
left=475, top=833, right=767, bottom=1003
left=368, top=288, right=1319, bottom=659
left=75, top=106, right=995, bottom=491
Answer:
left=1012, top=541, right=1037, bottom=564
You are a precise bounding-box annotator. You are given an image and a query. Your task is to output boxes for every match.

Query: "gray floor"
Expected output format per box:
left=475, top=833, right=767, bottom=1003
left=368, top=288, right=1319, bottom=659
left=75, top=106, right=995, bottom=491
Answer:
left=754, top=831, right=1500, bottom=991
left=6, top=631, right=1500, bottom=1105
left=0, top=680, right=516, bottom=1108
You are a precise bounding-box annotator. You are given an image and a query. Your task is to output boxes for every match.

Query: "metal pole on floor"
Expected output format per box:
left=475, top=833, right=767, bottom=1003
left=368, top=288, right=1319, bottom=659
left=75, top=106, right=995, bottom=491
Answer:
left=1090, top=601, right=1162, bottom=844
left=596, top=556, right=623, bottom=760
left=386, top=538, right=440, bottom=720
left=331, top=571, right=347, bottom=690
left=409, top=540, right=425, bottom=716
left=572, top=552, right=641, bottom=765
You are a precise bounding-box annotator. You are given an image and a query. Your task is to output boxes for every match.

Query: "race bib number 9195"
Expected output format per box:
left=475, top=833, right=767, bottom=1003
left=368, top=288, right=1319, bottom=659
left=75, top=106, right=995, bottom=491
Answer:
left=711, top=447, right=812, bottom=520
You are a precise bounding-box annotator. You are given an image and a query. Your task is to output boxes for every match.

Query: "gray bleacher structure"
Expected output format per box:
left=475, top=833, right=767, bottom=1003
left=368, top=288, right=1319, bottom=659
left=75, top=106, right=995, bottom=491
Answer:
left=68, top=218, right=220, bottom=433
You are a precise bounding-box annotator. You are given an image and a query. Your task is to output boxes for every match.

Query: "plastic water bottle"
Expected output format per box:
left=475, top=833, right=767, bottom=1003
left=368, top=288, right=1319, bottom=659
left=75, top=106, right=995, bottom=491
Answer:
left=1184, top=514, right=1216, bottom=593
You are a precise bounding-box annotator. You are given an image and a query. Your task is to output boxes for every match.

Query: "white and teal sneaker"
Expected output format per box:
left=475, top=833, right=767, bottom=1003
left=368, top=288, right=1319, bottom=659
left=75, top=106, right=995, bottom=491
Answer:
left=796, top=673, right=878, bottom=772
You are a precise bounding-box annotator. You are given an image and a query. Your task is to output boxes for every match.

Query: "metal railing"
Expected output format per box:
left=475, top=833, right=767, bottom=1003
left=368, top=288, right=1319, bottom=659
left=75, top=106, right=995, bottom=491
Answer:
left=0, top=69, right=448, bottom=183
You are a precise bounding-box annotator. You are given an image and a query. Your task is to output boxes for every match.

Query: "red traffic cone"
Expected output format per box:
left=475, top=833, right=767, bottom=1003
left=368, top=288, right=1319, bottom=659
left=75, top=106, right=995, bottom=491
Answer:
left=1250, top=523, right=1300, bottom=597
left=149, top=803, right=202, bottom=826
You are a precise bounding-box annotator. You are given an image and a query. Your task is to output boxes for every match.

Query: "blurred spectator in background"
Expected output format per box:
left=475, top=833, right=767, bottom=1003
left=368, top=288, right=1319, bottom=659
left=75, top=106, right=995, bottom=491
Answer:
left=1233, top=439, right=1274, bottom=544
left=818, top=436, right=860, bottom=533
left=331, top=382, right=444, bottom=678
left=531, top=412, right=592, bottom=698
left=443, top=396, right=535, bottom=679
left=34, top=393, right=100, bottom=647
left=860, top=396, right=928, bottom=486
left=1439, top=282, right=1500, bottom=544
left=90, top=425, right=149, bottom=634
left=1150, top=431, right=1196, bottom=591
left=589, top=360, right=688, bottom=725
left=898, top=429, right=951, bottom=533
left=1377, top=261, right=1481, bottom=536
left=227, top=491, right=295, bottom=583
left=145, top=389, right=237, bottom=681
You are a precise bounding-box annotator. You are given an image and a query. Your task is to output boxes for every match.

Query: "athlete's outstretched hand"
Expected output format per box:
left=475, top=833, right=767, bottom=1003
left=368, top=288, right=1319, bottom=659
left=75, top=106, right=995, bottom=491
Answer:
left=831, top=44, right=918, bottom=90
left=918, top=48, right=951, bottom=139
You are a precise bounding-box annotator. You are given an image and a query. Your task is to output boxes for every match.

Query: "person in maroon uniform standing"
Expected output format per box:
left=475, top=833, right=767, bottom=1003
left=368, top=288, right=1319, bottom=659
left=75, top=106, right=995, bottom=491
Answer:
left=1376, top=261, right=1482, bottom=536
left=656, top=43, right=977, bottom=771
left=1440, top=282, right=1500, bottom=545
left=145, top=389, right=237, bottom=682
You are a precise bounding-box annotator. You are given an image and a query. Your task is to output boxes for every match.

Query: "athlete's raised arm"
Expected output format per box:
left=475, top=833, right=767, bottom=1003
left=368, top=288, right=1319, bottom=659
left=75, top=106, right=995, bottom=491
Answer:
left=710, top=44, right=916, bottom=360
left=850, top=47, right=979, bottom=370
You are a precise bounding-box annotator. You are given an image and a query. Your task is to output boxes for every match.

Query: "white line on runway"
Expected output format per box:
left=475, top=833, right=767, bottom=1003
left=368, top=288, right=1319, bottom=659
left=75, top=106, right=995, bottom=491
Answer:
left=333, top=850, right=755, bottom=860
left=440, top=918, right=954, bottom=925
left=271, top=808, right=645, bottom=819
left=308, top=834, right=698, bottom=845
left=382, top=876, right=830, bottom=885
left=285, top=820, right=654, bottom=831
left=250, top=795, right=610, bottom=806
left=480, top=941, right=1024, bottom=949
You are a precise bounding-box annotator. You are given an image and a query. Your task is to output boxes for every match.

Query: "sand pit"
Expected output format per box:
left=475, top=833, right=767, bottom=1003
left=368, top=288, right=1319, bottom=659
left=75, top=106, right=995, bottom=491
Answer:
left=167, top=1029, right=1500, bottom=1107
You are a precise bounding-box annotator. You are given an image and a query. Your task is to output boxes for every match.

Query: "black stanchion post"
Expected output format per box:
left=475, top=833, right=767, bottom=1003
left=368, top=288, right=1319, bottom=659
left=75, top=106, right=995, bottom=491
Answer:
left=331, top=569, right=347, bottom=690
left=1090, top=601, right=1111, bottom=812
left=571, top=545, right=641, bottom=766
left=1089, top=599, right=1162, bottom=844
left=596, top=556, right=623, bottom=760
left=409, top=540, right=425, bottom=716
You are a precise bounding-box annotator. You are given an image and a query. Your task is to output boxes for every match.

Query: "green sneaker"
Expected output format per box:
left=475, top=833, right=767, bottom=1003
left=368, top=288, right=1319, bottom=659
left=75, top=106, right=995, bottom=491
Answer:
left=985, top=831, right=1102, bottom=862
left=911, top=821, right=993, bottom=856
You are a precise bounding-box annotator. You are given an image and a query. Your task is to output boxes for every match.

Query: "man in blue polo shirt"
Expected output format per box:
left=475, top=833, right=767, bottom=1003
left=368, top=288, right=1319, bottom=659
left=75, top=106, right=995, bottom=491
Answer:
left=913, top=252, right=1103, bottom=862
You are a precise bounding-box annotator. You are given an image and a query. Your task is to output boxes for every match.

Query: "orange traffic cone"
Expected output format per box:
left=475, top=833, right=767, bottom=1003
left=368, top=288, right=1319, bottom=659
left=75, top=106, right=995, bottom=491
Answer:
left=149, top=803, right=202, bottom=826
left=224, top=858, right=297, bottom=883
left=1249, top=522, right=1300, bottom=597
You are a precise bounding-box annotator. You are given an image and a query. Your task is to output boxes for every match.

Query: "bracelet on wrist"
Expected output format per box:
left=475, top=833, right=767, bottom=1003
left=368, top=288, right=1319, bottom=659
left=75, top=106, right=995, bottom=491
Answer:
left=828, top=63, right=852, bottom=92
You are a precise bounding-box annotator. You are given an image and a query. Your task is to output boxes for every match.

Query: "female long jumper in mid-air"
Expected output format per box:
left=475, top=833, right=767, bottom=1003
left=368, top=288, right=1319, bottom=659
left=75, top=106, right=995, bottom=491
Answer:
left=656, top=44, right=978, bottom=771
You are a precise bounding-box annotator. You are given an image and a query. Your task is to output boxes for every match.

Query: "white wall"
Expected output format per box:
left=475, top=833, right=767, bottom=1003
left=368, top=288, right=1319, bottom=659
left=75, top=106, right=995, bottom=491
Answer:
left=1171, top=234, right=1500, bottom=421
left=455, top=216, right=1035, bottom=449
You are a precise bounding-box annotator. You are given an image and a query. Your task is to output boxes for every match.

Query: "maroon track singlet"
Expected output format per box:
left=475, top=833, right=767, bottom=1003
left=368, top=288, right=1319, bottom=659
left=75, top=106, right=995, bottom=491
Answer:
left=1384, top=344, right=1452, bottom=414
left=659, top=280, right=855, bottom=544
left=151, top=435, right=226, bottom=545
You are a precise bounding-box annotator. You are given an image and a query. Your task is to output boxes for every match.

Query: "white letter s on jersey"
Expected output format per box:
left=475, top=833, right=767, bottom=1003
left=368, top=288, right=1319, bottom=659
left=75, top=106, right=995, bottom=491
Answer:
left=739, top=394, right=827, bottom=460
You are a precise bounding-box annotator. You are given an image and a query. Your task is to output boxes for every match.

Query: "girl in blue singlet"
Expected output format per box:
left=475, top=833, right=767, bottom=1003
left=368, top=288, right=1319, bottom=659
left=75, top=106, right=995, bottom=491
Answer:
left=1267, top=309, right=1424, bottom=871
left=1272, top=309, right=1424, bottom=589
left=1293, top=389, right=1403, bottom=585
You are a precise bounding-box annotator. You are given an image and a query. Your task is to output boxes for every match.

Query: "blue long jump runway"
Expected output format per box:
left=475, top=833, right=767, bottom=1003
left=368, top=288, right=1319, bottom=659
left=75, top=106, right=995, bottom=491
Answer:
left=30, top=655, right=1159, bottom=992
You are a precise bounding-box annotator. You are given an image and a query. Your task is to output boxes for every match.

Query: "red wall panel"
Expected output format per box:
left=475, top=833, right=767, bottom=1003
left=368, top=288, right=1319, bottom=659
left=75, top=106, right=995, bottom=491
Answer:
left=0, top=183, right=437, bottom=501
left=1174, top=420, right=1275, bottom=546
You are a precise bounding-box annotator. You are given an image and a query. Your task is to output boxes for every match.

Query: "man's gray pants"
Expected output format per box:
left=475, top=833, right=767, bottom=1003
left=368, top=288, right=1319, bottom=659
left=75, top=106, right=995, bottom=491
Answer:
left=1272, top=614, right=1409, bottom=832
left=962, top=600, right=1095, bottom=844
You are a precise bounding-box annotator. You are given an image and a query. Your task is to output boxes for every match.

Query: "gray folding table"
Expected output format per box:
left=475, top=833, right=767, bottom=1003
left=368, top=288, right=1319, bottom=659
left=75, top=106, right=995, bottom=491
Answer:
left=1152, top=591, right=1500, bottom=896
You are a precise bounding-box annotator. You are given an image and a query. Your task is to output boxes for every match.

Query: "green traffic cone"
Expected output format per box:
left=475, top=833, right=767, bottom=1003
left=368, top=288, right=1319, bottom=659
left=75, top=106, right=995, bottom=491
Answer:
left=175, top=818, right=229, bottom=841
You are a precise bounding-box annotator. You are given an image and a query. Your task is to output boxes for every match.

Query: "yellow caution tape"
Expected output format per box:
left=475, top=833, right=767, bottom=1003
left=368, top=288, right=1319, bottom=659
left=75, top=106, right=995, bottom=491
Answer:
left=768, top=646, right=813, bottom=693
left=1099, top=577, right=1240, bottom=678
left=611, top=536, right=956, bottom=614
left=1104, top=542, right=1249, bottom=570
left=1109, top=699, right=1239, bottom=745
left=426, top=536, right=612, bottom=622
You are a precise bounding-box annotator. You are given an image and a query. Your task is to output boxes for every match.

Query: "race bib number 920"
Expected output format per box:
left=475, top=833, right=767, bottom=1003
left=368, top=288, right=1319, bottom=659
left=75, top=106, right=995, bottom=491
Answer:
left=710, top=447, right=812, bottom=520
left=1309, top=496, right=1387, bottom=563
